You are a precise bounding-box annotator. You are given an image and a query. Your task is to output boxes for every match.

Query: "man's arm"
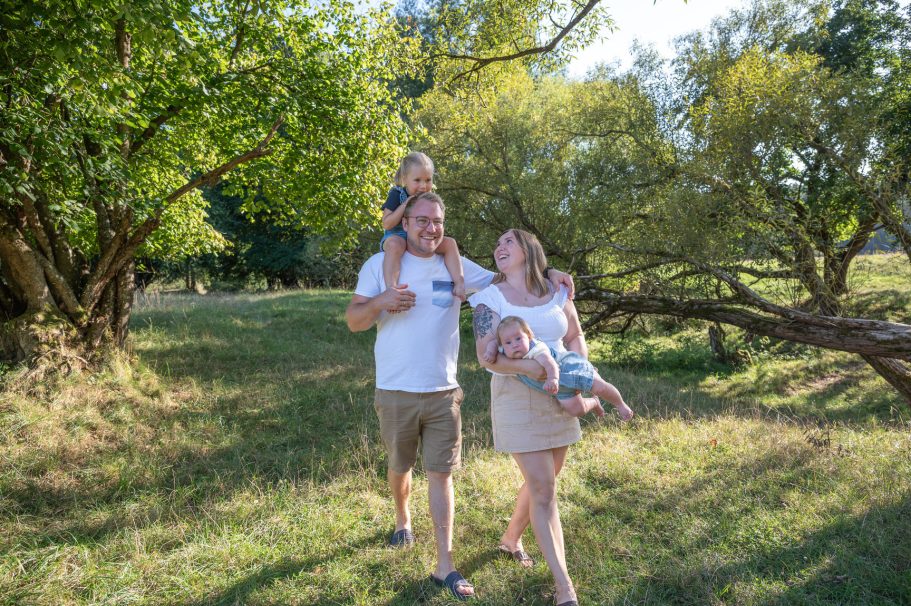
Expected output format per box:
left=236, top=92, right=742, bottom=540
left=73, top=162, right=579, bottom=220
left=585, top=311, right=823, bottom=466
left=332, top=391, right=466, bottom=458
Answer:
left=472, top=304, right=547, bottom=379
left=346, top=285, right=415, bottom=332
left=462, top=259, right=571, bottom=298
left=547, top=268, right=575, bottom=299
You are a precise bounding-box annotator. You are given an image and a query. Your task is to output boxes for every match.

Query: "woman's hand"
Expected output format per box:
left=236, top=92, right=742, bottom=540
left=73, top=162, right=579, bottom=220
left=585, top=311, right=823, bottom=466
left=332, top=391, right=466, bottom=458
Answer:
left=483, top=340, right=499, bottom=363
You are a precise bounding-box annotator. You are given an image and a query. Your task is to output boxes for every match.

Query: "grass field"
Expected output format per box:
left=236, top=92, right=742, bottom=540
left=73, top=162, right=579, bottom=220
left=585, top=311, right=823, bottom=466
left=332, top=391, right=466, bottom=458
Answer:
left=2, top=278, right=910, bottom=605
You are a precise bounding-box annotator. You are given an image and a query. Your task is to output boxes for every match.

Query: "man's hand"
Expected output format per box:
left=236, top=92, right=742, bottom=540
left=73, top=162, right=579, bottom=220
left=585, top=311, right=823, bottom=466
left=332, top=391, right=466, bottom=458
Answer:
left=547, top=269, right=575, bottom=299
left=380, top=283, right=416, bottom=313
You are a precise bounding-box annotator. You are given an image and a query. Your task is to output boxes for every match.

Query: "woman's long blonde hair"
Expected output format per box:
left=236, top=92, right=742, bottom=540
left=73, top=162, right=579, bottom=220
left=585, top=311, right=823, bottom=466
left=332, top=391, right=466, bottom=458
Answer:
left=492, top=229, right=550, bottom=297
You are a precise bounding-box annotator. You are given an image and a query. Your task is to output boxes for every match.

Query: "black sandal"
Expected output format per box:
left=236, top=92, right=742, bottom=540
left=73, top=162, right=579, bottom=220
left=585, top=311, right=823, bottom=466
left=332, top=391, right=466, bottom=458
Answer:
left=388, top=528, right=415, bottom=547
left=497, top=543, right=535, bottom=567
left=430, top=570, right=475, bottom=601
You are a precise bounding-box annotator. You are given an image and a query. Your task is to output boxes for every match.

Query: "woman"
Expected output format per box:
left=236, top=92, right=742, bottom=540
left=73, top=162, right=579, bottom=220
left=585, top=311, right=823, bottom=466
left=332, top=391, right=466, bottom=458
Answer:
left=469, top=228, right=586, bottom=606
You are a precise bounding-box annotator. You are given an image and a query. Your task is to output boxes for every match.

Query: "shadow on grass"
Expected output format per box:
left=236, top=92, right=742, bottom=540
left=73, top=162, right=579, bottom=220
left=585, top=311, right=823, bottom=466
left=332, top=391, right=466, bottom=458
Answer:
left=5, top=292, right=386, bottom=538
left=571, top=438, right=911, bottom=605
left=845, top=289, right=911, bottom=324
left=607, top=355, right=904, bottom=427
left=594, top=494, right=911, bottom=606
left=177, top=529, right=388, bottom=606
left=6, top=291, right=908, bottom=605
left=171, top=533, right=499, bottom=605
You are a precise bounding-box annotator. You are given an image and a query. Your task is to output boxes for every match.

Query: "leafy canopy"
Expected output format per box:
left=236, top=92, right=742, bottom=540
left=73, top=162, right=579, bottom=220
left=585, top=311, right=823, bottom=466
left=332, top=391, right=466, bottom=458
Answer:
left=1, top=0, right=416, bottom=257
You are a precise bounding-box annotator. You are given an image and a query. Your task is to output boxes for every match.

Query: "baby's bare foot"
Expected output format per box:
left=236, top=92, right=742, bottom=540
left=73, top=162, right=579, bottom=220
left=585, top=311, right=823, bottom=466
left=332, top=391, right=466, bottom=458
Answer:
left=616, top=401, right=634, bottom=421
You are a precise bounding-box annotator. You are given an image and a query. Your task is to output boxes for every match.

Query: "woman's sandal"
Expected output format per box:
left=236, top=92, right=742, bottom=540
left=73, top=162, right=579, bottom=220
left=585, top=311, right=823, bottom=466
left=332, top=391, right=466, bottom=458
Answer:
left=388, top=528, right=415, bottom=547
left=429, top=570, right=475, bottom=601
left=497, top=544, right=535, bottom=567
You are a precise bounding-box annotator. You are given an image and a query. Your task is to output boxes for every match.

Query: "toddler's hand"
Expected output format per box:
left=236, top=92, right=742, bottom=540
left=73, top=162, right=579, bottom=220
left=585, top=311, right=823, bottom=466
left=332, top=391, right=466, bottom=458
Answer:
left=543, top=378, right=559, bottom=394
left=452, top=281, right=466, bottom=302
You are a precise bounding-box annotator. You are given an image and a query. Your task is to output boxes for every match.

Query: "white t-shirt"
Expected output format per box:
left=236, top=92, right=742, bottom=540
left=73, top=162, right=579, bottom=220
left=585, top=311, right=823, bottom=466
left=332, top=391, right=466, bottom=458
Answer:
left=354, top=252, right=494, bottom=392
left=523, top=339, right=551, bottom=360
left=468, top=285, right=570, bottom=354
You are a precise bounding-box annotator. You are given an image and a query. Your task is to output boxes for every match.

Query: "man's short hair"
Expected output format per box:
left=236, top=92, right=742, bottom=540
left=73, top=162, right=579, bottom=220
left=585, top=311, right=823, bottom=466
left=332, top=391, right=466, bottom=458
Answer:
left=404, top=191, right=445, bottom=216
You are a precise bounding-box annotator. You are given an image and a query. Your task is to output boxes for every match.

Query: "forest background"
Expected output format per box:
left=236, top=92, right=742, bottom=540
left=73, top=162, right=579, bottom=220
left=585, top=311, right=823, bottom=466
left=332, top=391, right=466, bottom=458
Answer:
left=1, top=0, right=910, bottom=604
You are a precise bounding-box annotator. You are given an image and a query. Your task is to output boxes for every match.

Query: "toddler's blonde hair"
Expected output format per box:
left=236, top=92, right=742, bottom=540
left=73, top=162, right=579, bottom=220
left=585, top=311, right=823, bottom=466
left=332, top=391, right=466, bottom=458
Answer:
left=394, top=152, right=435, bottom=187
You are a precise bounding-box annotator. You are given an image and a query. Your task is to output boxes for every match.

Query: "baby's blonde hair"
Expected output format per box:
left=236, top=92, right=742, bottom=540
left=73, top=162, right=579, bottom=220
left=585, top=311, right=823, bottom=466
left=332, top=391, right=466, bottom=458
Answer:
left=496, top=316, right=535, bottom=345
left=394, top=152, right=435, bottom=187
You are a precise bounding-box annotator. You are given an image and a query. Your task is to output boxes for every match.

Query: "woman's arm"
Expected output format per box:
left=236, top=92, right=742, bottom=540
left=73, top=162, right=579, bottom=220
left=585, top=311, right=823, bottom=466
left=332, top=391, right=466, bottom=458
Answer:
left=562, top=299, right=589, bottom=358
left=473, top=304, right=548, bottom=379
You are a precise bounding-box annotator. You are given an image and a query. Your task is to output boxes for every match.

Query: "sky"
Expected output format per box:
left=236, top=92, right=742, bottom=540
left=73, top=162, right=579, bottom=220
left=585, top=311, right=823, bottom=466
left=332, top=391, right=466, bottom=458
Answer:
left=567, top=0, right=749, bottom=77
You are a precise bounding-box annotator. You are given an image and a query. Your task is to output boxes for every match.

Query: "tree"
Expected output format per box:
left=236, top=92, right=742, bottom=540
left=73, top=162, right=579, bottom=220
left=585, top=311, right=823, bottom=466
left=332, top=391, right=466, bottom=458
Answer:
left=577, top=0, right=911, bottom=401
left=0, top=0, right=411, bottom=368
left=198, top=183, right=365, bottom=290
left=420, top=0, right=911, bottom=405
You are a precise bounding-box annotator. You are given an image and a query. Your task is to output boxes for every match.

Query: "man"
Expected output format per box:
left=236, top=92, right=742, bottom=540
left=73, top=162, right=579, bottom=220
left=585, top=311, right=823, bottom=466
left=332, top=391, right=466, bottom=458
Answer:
left=346, top=192, right=572, bottom=600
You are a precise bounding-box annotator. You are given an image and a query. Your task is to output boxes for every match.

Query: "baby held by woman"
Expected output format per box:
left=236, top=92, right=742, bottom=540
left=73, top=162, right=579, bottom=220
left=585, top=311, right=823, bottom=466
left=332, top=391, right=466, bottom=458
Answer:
left=485, top=315, right=634, bottom=421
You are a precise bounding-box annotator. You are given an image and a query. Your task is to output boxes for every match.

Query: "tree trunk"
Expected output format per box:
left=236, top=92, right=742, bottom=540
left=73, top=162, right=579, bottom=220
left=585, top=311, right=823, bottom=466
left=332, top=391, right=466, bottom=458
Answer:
left=708, top=323, right=728, bottom=363
left=0, top=308, right=79, bottom=366
left=184, top=260, right=196, bottom=292
left=579, top=288, right=911, bottom=406
left=113, top=261, right=135, bottom=348
left=860, top=355, right=911, bottom=403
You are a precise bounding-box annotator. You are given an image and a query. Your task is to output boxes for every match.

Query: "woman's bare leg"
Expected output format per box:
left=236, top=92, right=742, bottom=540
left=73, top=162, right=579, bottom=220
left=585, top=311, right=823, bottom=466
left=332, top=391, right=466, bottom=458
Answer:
left=500, top=445, right=569, bottom=552
left=512, top=448, right=576, bottom=603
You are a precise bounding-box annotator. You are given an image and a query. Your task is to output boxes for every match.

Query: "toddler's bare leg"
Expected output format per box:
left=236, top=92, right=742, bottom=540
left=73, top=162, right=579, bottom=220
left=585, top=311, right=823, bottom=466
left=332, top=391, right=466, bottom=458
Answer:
left=382, top=236, right=407, bottom=290
left=438, top=236, right=465, bottom=300
left=591, top=374, right=634, bottom=421
left=559, top=394, right=605, bottom=418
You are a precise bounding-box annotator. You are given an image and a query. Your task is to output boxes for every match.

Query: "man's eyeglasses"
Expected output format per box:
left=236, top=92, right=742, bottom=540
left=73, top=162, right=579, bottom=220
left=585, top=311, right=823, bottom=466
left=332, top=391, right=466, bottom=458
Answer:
left=408, top=216, right=444, bottom=229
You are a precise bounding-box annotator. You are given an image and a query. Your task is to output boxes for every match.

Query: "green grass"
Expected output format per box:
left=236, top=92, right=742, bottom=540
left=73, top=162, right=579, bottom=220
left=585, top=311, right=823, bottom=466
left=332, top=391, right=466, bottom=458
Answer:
left=1, top=289, right=910, bottom=605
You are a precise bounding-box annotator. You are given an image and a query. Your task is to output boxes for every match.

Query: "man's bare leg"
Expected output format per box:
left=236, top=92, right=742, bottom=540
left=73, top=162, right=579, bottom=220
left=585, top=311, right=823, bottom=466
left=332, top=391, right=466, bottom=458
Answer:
left=427, top=470, right=474, bottom=598
left=389, top=468, right=412, bottom=532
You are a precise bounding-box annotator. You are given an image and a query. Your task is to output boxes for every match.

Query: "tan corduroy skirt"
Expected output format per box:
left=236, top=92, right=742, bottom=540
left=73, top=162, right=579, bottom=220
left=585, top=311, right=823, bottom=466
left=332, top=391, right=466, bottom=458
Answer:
left=490, top=374, right=582, bottom=453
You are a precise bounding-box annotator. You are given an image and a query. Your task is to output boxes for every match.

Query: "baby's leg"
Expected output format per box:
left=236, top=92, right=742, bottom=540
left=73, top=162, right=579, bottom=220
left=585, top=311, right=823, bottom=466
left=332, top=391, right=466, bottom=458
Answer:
left=591, top=373, right=634, bottom=421
left=437, top=236, right=465, bottom=300
left=559, top=394, right=605, bottom=418
left=382, top=236, right=407, bottom=290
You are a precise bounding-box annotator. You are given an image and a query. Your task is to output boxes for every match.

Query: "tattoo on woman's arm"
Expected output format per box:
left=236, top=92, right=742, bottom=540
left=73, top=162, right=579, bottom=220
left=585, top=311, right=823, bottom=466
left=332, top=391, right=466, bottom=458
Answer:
left=473, top=304, right=493, bottom=339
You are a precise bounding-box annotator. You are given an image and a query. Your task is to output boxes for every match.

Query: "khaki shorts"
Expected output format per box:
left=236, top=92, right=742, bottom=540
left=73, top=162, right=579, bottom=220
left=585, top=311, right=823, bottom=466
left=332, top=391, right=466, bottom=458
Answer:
left=374, top=387, right=464, bottom=473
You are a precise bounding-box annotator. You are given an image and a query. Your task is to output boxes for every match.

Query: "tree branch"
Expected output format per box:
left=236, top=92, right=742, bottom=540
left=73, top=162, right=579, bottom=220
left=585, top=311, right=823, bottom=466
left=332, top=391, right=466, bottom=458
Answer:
left=576, top=288, right=911, bottom=359
left=444, top=0, right=601, bottom=80
left=130, top=104, right=182, bottom=157
left=81, top=116, right=285, bottom=316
